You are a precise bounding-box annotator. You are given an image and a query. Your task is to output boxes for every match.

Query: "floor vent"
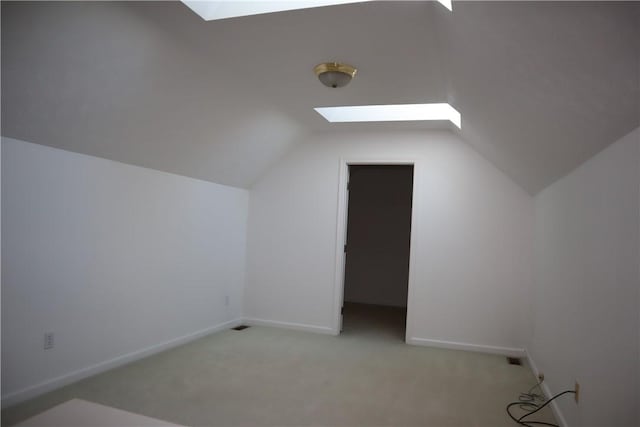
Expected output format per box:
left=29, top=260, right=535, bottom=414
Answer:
left=232, top=325, right=250, bottom=331
left=507, top=357, right=522, bottom=366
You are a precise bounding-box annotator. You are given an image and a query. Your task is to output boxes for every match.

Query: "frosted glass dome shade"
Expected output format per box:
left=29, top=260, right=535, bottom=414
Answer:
left=314, top=62, right=357, bottom=88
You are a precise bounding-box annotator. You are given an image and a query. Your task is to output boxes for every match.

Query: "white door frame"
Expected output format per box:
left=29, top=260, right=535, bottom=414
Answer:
left=331, top=158, right=420, bottom=342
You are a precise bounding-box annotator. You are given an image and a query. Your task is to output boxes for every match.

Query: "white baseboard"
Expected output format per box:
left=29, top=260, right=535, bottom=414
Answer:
left=1, top=318, right=243, bottom=409
left=243, top=317, right=335, bottom=335
left=524, top=350, right=569, bottom=427
left=407, top=336, right=526, bottom=357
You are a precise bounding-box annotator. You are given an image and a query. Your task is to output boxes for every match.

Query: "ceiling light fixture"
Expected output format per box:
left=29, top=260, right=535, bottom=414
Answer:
left=314, top=62, right=357, bottom=88
left=314, top=103, right=462, bottom=128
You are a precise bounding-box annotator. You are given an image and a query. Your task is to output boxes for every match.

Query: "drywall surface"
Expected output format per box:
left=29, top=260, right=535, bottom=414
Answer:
left=246, top=130, right=534, bottom=352
left=1, top=137, right=249, bottom=403
left=529, top=128, right=639, bottom=427
left=343, top=165, right=413, bottom=308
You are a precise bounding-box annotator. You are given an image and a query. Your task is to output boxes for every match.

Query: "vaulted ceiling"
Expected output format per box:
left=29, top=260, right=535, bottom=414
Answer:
left=2, top=1, right=639, bottom=193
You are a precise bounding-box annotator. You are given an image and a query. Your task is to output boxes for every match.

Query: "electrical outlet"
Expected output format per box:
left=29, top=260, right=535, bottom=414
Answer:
left=537, top=373, right=545, bottom=383
left=574, top=381, right=580, bottom=404
left=44, top=332, right=54, bottom=350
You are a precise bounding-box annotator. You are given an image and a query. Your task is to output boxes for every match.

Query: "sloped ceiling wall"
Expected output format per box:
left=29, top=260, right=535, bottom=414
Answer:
left=1, top=2, right=306, bottom=188
left=2, top=1, right=638, bottom=192
left=436, top=1, right=640, bottom=193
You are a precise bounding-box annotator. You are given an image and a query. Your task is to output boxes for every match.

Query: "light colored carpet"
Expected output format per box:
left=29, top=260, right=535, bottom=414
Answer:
left=15, top=399, right=185, bottom=427
left=342, top=301, right=407, bottom=341
left=2, top=303, right=556, bottom=426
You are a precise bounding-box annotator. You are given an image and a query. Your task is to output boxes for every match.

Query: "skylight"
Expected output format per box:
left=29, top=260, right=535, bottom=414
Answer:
left=181, top=0, right=452, bottom=21
left=181, top=1, right=370, bottom=21
left=437, top=0, right=452, bottom=11
left=314, top=103, right=462, bottom=128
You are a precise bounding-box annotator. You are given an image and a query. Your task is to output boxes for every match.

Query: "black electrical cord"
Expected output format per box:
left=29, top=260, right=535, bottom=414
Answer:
left=506, top=385, right=576, bottom=427
left=515, top=381, right=545, bottom=408
left=508, top=381, right=546, bottom=416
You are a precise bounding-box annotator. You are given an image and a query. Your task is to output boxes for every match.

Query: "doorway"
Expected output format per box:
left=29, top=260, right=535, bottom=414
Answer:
left=340, top=164, right=414, bottom=341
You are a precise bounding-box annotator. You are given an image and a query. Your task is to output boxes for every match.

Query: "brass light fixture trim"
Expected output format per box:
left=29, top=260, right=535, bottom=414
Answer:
left=314, top=62, right=357, bottom=88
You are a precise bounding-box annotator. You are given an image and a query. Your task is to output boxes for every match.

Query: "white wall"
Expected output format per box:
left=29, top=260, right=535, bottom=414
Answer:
left=246, top=130, right=534, bottom=353
left=1, top=137, right=249, bottom=405
left=529, top=128, right=640, bottom=427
